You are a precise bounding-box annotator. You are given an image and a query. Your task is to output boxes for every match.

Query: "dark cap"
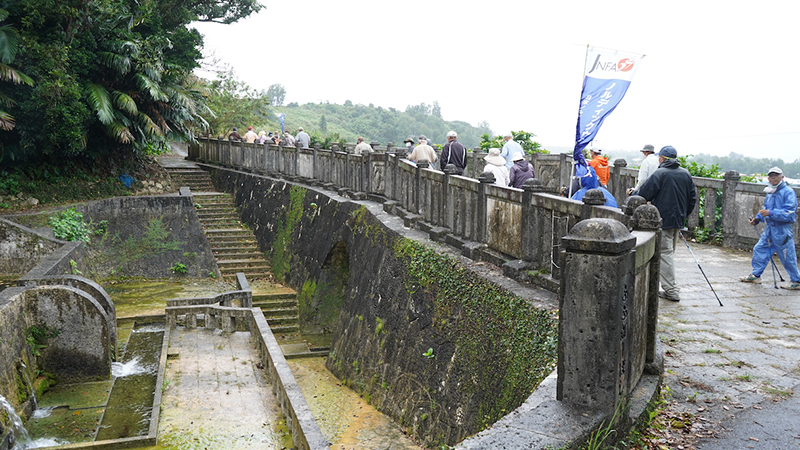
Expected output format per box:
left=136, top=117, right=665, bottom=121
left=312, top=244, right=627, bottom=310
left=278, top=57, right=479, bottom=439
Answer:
left=641, top=144, right=655, bottom=153
left=658, top=145, right=677, bottom=159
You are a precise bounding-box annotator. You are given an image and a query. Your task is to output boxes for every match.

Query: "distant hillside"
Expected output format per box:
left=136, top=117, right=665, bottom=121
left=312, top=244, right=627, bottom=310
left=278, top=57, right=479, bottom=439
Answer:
left=270, top=101, right=493, bottom=148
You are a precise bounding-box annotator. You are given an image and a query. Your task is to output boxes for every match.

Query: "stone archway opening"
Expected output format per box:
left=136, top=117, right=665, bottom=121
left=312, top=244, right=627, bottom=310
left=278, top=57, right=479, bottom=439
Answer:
left=298, top=241, right=349, bottom=334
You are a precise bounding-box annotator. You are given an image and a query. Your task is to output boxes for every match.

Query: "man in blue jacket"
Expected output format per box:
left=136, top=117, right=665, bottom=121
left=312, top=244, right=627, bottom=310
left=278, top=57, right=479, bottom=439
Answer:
left=740, top=167, right=800, bottom=289
left=632, top=145, right=697, bottom=301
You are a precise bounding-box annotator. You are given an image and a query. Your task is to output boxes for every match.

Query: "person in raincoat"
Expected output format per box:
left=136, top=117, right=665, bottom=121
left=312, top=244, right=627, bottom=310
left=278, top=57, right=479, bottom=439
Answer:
left=740, top=166, right=800, bottom=289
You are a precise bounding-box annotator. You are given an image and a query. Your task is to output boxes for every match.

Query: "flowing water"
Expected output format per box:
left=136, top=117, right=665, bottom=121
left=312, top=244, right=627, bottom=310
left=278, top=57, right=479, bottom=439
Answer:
left=0, top=394, right=32, bottom=448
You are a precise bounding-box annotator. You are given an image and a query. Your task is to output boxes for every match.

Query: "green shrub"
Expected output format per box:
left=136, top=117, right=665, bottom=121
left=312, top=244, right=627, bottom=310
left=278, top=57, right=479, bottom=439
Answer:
left=49, top=208, right=91, bottom=243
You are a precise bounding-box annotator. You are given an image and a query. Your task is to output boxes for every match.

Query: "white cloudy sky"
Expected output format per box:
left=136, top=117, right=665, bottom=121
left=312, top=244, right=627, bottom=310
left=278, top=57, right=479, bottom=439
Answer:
left=193, top=0, right=799, bottom=160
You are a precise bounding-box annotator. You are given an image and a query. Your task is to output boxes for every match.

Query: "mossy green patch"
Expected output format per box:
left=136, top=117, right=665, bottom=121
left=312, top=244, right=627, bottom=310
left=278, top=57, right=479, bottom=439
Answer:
left=393, top=237, right=558, bottom=432
left=271, top=185, right=306, bottom=281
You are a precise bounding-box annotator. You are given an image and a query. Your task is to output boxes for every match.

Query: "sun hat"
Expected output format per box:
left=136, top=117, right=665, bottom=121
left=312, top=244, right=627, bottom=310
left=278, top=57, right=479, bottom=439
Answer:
left=484, top=148, right=505, bottom=166
left=591, top=148, right=602, bottom=154
left=512, top=153, right=525, bottom=162
left=641, top=144, right=655, bottom=153
left=418, top=135, right=427, bottom=141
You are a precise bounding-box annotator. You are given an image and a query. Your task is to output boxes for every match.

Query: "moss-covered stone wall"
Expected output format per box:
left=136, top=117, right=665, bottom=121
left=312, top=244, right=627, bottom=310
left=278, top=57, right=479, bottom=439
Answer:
left=208, top=166, right=558, bottom=448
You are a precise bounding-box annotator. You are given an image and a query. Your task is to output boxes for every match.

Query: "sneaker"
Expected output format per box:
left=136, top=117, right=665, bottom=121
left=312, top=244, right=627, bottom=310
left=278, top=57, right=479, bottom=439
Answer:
left=740, top=274, right=762, bottom=283
left=658, top=290, right=681, bottom=302
left=780, top=282, right=800, bottom=290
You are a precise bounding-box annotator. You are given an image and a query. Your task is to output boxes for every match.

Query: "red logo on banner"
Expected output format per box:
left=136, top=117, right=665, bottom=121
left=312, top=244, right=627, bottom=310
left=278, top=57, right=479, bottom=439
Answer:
left=617, top=58, right=635, bottom=72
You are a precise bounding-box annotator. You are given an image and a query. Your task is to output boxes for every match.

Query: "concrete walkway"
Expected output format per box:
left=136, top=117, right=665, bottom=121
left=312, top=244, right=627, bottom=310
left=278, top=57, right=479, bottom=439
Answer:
left=664, top=240, right=800, bottom=448
left=157, top=327, right=289, bottom=449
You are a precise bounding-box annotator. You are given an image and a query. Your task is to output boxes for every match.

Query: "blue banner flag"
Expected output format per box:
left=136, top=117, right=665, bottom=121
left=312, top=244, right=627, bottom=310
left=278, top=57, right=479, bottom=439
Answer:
left=573, top=47, right=645, bottom=164
left=275, top=113, right=285, bottom=134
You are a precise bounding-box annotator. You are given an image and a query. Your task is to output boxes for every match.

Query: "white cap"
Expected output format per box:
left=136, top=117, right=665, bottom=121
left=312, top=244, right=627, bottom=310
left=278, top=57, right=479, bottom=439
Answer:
left=447, top=131, right=457, bottom=137
left=768, top=166, right=783, bottom=175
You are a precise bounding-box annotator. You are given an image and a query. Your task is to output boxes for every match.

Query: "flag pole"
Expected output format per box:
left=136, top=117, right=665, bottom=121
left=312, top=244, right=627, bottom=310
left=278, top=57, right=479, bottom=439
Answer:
left=569, top=44, right=591, bottom=199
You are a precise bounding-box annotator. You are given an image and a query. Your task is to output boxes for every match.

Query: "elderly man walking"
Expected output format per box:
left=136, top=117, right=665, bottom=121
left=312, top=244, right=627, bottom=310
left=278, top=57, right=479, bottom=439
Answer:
left=353, top=137, right=373, bottom=155
left=500, top=132, right=524, bottom=169
left=408, top=135, right=437, bottom=164
left=740, top=167, right=800, bottom=289
left=440, top=131, right=467, bottom=174
left=632, top=145, right=697, bottom=302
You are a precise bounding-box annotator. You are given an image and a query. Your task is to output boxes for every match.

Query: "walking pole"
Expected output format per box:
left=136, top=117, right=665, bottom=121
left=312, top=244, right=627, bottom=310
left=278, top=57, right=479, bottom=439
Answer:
left=754, top=221, right=784, bottom=287
left=679, top=231, right=723, bottom=306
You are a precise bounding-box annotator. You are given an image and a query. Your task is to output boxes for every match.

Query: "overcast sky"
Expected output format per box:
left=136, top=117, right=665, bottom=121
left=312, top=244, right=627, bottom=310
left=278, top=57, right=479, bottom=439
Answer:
left=193, top=0, right=799, bottom=161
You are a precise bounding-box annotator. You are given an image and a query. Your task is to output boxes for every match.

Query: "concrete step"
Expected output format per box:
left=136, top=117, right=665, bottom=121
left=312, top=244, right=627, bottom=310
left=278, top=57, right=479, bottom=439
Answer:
left=205, top=229, right=254, bottom=237
left=262, top=311, right=299, bottom=324
left=212, top=251, right=263, bottom=260
left=269, top=324, right=300, bottom=334
left=254, top=299, right=298, bottom=310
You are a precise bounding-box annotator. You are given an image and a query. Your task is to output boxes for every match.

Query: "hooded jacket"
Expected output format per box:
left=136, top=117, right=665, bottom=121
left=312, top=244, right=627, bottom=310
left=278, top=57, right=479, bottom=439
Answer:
left=633, top=159, right=697, bottom=229
left=509, top=159, right=535, bottom=188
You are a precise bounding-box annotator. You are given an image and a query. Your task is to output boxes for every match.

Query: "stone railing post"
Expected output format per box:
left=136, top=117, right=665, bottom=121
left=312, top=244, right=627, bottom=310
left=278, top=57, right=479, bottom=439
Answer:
left=330, top=144, right=339, bottom=186
left=415, top=159, right=430, bottom=214
left=630, top=204, right=662, bottom=366
left=557, top=218, right=637, bottom=413
left=216, top=136, right=223, bottom=164
left=312, top=143, right=318, bottom=180
left=293, top=142, right=298, bottom=176
left=471, top=147, right=481, bottom=178
left=476, top=171, right=495, bottom=243
left=611, top=158, right=628, bottom=205
left=441, top=164, right=458, bottom=229
left=521, top=178, right=547, bottom=266
left=722, top=170, right=740, bottom=248
left=581, top=188, right=606, bottom=220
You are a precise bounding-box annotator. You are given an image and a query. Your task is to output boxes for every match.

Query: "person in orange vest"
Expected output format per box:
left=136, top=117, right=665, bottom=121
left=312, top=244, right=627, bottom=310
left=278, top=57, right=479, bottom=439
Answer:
left=588, top=148, right=609, bottom=187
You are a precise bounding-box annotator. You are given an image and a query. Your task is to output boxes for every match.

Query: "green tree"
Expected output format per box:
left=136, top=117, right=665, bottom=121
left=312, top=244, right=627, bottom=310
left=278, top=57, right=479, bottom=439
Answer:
left=200, top=67, right=271, bottom=136
left=480, top=131, right=547, bottom=155
left=319, top=114, right=327, bottom=132
left=1, top=0, right=259, bottom=167
left=0, top=7, right=34, bottom=134
left=267, top=83, right=286, bottom=106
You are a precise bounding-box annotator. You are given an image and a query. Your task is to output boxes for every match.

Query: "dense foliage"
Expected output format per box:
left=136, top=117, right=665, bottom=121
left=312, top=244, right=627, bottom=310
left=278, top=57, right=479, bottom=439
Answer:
left=0, top=0, right=259, bottom=167
left=691, top=152, right=800, bottom=179
left=479, top=130, right=547, bottom=155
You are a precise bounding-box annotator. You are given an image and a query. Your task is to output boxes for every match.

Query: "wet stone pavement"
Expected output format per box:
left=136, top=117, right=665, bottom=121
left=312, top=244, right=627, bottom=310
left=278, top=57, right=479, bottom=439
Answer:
left=661, top=241, right=800, bottom=448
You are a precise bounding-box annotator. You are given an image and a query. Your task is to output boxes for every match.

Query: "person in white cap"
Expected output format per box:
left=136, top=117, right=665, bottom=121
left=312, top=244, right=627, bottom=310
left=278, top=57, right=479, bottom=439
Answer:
left=440, top=130, right=467, bottom=174
left=631, top=144, right=659, bottom=193
left=740, top=166, right=800, bottom=289
left=482, top=148, right=510, bottom=187
left=295, top=127, right=310, bottom=148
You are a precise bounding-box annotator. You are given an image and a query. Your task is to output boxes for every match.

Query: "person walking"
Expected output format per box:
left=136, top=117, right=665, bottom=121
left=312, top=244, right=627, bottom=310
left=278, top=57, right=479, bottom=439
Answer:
left=500, top=132, right=523, bottom=169
left=632, top=144, right=659, bottom=192
left=588, top=148, right=609, bottom=187
left=243, top=126, right=257, bottom=143
left=439, top=131, right=467, bottom=175
left=353, top=137, right=373, bottom=155
left=482, top=148, right=510, bottom=187
left=407, top=135, right=437, bottom=164
left=295, top=127, right=310, bottom=148
left=508, top=154, right=535, bottom=188
left=228, top=127, right=242, bottom=141
left=632, top=145, right=697, bottom=302
left=740, top=167, right=800, bottom=289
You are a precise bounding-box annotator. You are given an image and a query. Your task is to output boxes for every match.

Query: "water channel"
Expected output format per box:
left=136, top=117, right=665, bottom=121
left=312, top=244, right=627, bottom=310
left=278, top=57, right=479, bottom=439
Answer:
left=14, top=278, right=421, bottom=449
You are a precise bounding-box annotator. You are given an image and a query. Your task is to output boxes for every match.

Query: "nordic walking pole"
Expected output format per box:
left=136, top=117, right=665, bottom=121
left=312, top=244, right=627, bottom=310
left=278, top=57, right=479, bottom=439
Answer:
left=679, top=231, right=723, bottom=306
left=754, top=221, right=784, bottom=286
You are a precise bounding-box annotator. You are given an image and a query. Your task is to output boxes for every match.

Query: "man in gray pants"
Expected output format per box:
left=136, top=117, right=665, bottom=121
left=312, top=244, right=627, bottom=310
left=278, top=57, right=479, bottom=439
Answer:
left=632, top=145, right=697, bottom=301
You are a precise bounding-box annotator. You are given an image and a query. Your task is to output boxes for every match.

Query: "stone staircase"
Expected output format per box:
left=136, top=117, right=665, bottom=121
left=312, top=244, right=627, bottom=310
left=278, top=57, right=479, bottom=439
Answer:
left=164, top=166, right=299, bottom=334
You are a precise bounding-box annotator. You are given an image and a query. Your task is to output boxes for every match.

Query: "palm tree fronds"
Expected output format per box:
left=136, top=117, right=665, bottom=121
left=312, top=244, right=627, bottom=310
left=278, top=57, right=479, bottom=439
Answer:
left=0, top=110, right=16, bottom=130
left=84, top=82, right=115, bottom=125
left=106, top=121, right=134, bottom=144
left=112, top=90, right=138, bottom=115
left=135, top=73, right=168, bottom=102
left=97, top=51, right=131, bottom=75
left=0, top=63, right=34, bottom=85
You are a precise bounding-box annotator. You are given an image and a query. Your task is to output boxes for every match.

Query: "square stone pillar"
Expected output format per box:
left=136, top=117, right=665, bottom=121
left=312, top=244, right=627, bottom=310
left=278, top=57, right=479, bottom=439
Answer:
left=557, top=218, right=636, bottom=413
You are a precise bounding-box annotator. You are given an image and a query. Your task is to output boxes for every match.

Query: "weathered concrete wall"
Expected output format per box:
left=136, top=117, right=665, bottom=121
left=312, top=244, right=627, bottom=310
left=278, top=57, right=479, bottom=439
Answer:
left=0, top=219, right=62, bottom=275
left=207, top=166, right=559, bottom=448
left=74, top=195, right=218, bottom=279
